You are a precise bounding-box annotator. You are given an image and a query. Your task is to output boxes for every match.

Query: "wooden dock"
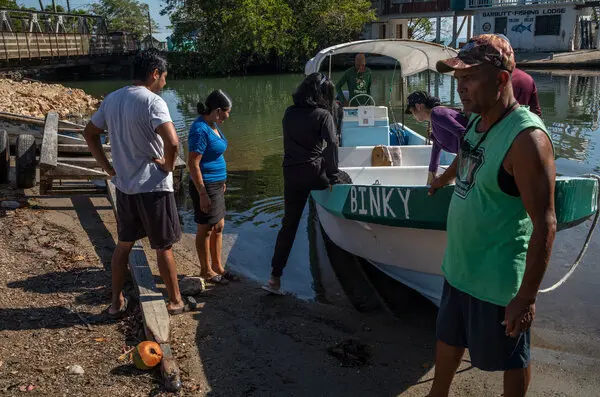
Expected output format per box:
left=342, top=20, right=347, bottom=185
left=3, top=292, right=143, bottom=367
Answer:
left=34, top=112, right=184, bottom=194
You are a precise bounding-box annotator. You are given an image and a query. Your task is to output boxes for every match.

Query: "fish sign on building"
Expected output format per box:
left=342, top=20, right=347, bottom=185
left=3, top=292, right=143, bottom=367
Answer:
left=471, top=3, right=590, bottom=52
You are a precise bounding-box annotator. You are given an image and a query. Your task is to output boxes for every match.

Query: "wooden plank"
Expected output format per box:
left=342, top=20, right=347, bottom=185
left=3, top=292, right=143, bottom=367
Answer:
left=56, top=155, right=180, bottom=170
left=57, top=134, right=85, bottom=144
left=0, top=111, right=85, bottom=133
left=44, top=174, right=109, bottom=181
left=48, top=161, right=109, bottom=179
left=56, top=157, right=104, bottom=168
left=8, top=131, right=84, bottom=146
left=105, top=180, right=181, bottom=391
left=39, top=112, right=59, bottom=171
left=58, top=143, right=110, bottom=153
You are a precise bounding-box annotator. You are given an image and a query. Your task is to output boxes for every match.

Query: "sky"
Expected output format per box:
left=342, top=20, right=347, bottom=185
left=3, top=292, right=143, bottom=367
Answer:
left=18, top=0, right=172, bottom=41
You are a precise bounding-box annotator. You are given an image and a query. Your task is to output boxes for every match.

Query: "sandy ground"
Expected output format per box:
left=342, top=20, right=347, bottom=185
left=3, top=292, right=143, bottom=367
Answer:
left=1, top=178, right=600, bottom=397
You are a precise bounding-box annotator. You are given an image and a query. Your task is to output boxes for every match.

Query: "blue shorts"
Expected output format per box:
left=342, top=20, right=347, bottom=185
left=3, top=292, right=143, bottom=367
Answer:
left=436, top=280, right=530, bottom=371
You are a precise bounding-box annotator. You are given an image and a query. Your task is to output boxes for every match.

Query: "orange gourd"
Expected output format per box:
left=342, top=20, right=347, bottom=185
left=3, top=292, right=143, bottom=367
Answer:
left=132, top=341, right=163, bottom=370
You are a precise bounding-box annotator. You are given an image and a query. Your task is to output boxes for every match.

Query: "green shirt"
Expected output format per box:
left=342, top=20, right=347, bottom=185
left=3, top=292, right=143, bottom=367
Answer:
left=335, top=67, right=372, bottom=105
left=442, top=106, right=553, bottom=306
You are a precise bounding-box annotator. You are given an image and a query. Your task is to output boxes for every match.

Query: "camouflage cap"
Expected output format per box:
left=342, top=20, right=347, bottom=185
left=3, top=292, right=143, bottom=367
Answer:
left=436, top=34, right=516, bottom=73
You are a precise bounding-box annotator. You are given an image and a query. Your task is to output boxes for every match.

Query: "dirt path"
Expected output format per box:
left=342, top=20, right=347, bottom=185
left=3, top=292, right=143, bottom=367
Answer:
left=0, top=187, right=163, bottom=396
left=1, top=182, right=600, bottom=396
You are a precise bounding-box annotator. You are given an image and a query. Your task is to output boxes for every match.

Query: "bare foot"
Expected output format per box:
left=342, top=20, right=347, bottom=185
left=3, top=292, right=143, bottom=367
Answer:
left=108, top=295, right=126, bottom=316
left=211, top=264, right=226, bottom=274
left=166, top=299, right=185, bottom=313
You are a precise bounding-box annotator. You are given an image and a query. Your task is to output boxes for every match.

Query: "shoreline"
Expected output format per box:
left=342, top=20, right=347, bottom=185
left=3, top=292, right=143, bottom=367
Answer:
left=8, top=49, right=600, bottom=83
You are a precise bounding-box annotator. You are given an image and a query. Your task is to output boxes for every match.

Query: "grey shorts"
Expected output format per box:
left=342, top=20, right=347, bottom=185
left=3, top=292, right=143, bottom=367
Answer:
left=116, top=189, right=182, bottom=250
left=436, top=280, right=530, bottom=372
left=189, top=178, right=226, bottom=225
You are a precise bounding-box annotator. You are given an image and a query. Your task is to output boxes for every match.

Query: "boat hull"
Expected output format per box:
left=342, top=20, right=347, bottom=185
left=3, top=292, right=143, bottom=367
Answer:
left=315, top=203, right=446, bottom=276
left=366, top=260, right=445, bottom=306
left=312, top=172, right=598, bottom=307
left=315, top=202, right=447, bottom=305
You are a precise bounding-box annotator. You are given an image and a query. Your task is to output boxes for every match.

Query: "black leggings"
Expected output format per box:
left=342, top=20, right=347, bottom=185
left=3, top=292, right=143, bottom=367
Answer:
left=270, top=162, right=328, bottom=277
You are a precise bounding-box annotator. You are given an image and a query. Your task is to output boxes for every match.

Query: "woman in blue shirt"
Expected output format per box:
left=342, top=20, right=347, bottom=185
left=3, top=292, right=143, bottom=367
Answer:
left=188, top=89, right=238, bottom=285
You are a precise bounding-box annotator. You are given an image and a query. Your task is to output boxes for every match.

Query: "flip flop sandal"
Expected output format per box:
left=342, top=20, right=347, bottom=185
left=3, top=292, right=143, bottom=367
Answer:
left=207, top=274, right=229, bottom=285
left=261, top=284, right=286, bottom=296
left=168, top=297, right=202, bottom=316
left=107, top=297, right=129, bottom=319
left=222, top=270, right=241, bottom=282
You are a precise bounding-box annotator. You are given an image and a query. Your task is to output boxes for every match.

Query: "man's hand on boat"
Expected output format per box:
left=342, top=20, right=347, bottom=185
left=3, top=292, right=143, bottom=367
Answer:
left=428, top=158, right=459, bottom=195
left=427, top=171, right=436, bottom=185
left=428, top=176, right=445, bottom=196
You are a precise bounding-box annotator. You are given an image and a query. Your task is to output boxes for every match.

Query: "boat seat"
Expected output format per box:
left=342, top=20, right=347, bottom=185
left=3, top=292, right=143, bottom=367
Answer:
left=341, top=165, right=431, bottom=186
left=339, top=145, right=436, bottom=168
left=341, top=106, right=390, bottom=147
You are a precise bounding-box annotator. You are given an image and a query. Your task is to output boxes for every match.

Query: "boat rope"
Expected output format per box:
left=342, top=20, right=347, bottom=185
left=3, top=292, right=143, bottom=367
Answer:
left=539, top=173, right=600, bottom=293
left=387, top=60, right=404, bottom=145
left=388, top=60, right=399, bottom=126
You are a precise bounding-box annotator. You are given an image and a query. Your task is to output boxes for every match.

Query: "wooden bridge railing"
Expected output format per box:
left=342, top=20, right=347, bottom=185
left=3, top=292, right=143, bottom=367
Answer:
left=0, top=8, right=138, bottom=60
left=0, top=32, right=138, bottom=60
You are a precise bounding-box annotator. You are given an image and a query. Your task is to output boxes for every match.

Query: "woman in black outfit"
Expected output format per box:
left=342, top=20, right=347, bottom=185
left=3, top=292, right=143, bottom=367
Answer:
left=262, top=72, right=340, bottom=294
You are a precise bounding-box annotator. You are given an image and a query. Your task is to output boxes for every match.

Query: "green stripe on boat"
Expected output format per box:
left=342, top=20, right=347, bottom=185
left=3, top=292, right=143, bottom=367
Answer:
left=312, top=177, right=598, bottom=231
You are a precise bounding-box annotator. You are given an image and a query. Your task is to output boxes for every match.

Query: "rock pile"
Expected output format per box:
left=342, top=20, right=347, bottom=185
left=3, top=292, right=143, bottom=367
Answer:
left=0, top=78, right=99, bottom=119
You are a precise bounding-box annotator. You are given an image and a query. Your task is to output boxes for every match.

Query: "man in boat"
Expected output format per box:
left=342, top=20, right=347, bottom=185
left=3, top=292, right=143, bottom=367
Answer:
left=428, top=34, right=556, bottom=397
left=335, top=53, right=372, bottom=106
left=83, top=50, right=187, bottom=316
left=497, top=34, right=542, bottom=117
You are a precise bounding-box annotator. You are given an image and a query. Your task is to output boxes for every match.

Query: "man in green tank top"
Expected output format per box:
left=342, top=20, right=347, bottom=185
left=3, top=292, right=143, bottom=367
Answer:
left=427, top=35, right=557, bottom=397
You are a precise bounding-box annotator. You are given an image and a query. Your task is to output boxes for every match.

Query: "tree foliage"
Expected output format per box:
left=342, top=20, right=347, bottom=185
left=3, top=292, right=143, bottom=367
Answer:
left=0, top=0, right=18, bottom=8
left=164, top=0, right=376, bottom=75
left=89, top=0, right=158, bottom=38
left=408, top=18, right=433, bottom=41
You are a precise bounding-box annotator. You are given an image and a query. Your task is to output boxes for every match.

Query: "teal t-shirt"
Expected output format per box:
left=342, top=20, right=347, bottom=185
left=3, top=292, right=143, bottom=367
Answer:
left=335, top=67, right=372, bottom=105
left=442, top=106, right=552, bottom=306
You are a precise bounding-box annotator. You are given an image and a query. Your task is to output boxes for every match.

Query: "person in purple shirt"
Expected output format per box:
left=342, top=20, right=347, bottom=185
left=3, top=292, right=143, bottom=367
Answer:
left=496, top=34, right=542, bottom=117
left=405, top=91, right=469, bottom=183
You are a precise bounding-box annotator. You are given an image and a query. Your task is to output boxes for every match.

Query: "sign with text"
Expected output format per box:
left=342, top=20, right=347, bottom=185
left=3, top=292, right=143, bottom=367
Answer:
left=483, top=7, right=566, bottom=17
left=358, top=106, right=375, bottom=127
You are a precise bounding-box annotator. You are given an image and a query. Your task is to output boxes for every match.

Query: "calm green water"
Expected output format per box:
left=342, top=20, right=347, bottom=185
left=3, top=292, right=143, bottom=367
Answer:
left=68, top=70, right=600, bottom=176
left=64, top=71, right=600, bottom=356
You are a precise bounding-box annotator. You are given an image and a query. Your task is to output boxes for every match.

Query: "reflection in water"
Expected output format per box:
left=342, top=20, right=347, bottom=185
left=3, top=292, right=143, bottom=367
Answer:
left=528, top=72, right=600, bottom=172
